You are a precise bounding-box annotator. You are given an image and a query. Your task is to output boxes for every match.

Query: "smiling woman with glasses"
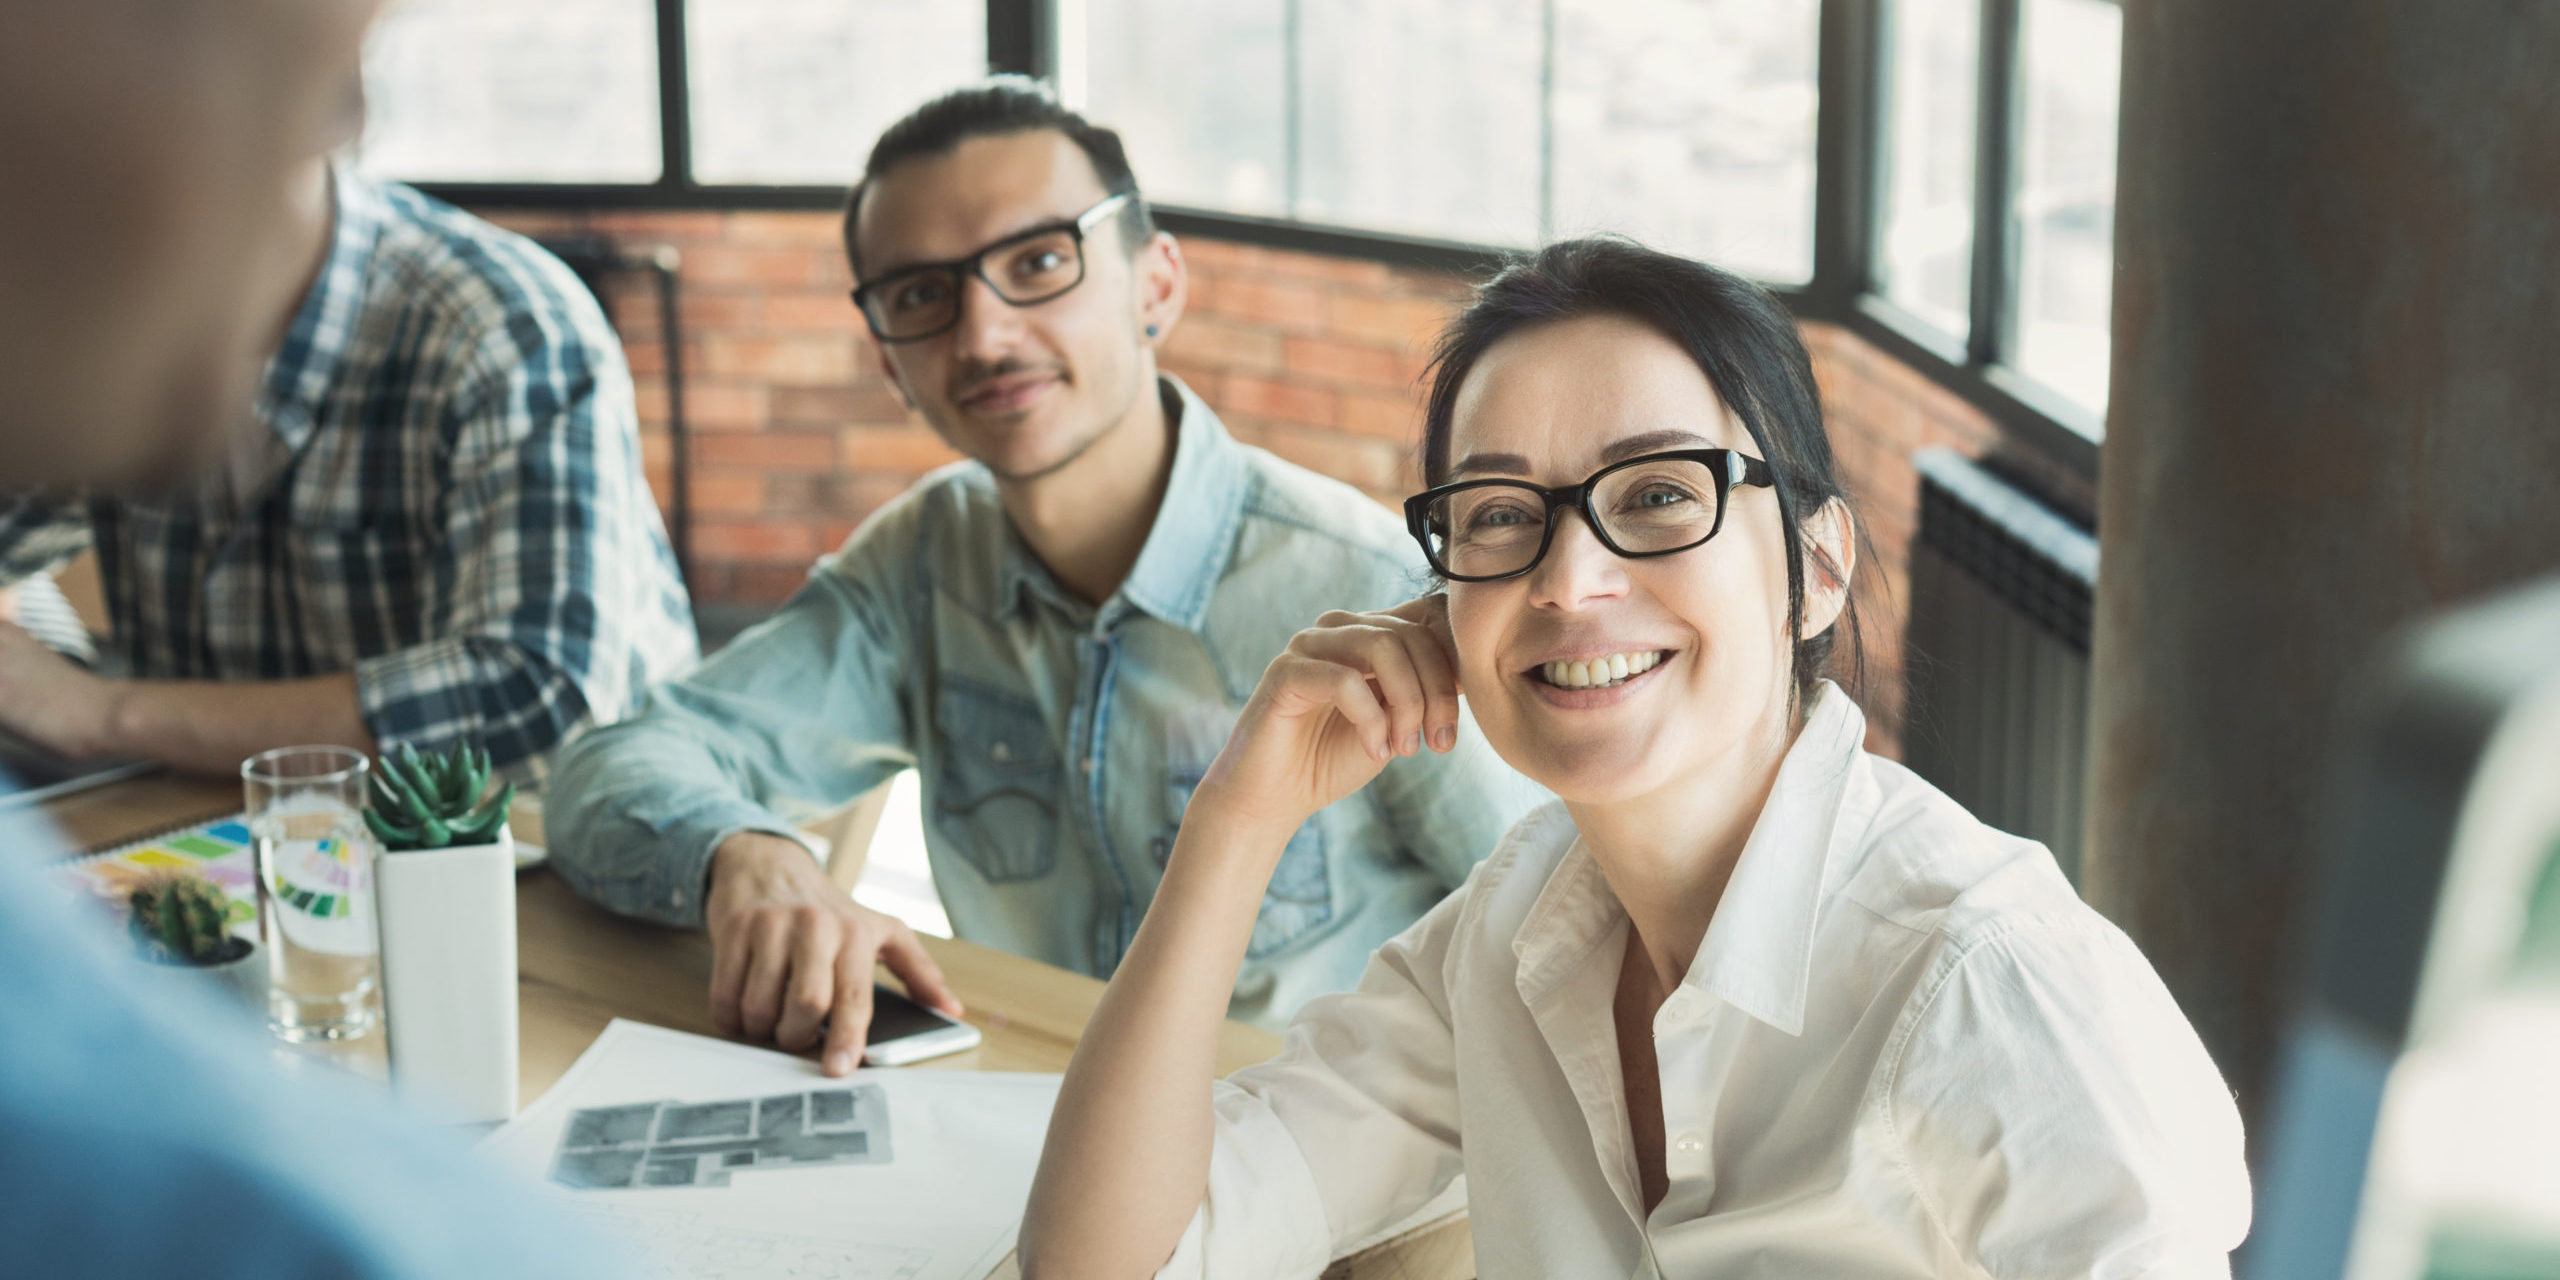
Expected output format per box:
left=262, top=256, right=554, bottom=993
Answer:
left=849, top=191, right=1132, bottom=343
left=1022, top=236, right=2250, bottom=1279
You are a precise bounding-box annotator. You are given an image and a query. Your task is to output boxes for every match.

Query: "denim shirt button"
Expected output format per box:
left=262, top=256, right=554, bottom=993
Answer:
left=1080, top=757, right=1094, bottom=776
left=990, top=741, right=1011, bottom=762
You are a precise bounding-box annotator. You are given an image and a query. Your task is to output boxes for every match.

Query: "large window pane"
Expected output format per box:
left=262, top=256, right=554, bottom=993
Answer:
left=1878, top=0, right=1980, bottom=340
left=687, top=0, right=985, bottom=187
left=356, top=0, right=661, bottom=184
left=1294, top=0, right=1541, bottom=246
left=1083, top=0, right=1288, bottom=217
left=2012, top=0, right=2121, bottom=419
left=1549, top=0, right=1820, bottom=285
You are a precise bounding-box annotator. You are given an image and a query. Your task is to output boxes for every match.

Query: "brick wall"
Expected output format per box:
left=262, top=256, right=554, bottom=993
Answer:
left=478, top=205, right=2059, bottom=753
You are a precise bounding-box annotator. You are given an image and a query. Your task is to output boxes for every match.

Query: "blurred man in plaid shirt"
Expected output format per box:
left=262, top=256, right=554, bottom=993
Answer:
left=0, top=159, right=696, bottom=780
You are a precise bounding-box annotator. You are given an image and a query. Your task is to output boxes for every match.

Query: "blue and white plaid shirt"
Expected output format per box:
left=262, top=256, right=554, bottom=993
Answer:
left=0, top=170, right=697, bottom=777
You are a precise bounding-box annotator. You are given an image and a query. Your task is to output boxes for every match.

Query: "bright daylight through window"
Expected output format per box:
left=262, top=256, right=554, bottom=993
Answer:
left=357, top=0, right=662, bottom=184
left=2013, top=0, right=2122, bottom=417
left=1083, top=0, right=1819, bottom=284
left=352, top=0, right=2122, bottom=448
left=1878, top=0, right=1979, bottom=342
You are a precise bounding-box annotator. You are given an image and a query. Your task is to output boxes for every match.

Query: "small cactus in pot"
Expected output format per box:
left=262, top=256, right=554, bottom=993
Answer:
left=367, top=741, right=513, bottom=851
left=128, top=869, right=252, bottom=967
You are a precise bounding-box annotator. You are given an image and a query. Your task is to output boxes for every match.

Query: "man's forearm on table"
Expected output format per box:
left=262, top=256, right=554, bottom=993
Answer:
left=544, top=720, right=817, bottom=928
left=98, top=671, right=377, bottom=775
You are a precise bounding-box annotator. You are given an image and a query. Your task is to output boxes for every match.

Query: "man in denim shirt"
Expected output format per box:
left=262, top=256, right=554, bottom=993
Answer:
left=548, top=80, right=1541, bottom=1072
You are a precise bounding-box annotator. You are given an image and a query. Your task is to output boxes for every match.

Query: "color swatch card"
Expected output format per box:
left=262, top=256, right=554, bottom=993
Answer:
left=63, top=815, right=258, bottom=928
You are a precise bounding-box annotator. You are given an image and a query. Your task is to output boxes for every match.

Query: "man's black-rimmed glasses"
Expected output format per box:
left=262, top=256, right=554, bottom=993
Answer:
left=1403, top=448, right=1778, bottom=582
left=850, top=191, right=1134, bottom=343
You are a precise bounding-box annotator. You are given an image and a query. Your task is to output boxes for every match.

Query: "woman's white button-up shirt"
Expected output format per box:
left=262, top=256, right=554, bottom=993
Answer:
left=1159, top=684, right=2251, bottom=1279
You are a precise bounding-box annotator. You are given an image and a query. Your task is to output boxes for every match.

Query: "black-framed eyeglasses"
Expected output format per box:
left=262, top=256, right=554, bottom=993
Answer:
left=1403, top=448, right=1778, bottom=582
left=848, top=192, right=1134, bottom=343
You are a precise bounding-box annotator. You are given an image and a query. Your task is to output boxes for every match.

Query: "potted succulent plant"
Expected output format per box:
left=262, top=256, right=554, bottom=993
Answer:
left=127, top=868, right=263, bottom=1010
left=368, top=741, right=520, bottom=1125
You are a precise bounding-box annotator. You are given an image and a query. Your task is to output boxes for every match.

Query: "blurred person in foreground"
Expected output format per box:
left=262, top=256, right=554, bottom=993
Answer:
left=549, top=78, right=1542, bottom=1073
left=0, top=2, right=617, bottom=1275
left=0, top=148, right=697, bottom=781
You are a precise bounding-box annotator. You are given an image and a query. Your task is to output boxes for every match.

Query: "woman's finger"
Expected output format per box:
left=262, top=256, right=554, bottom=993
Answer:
left=1379, top=616, right=1460, bottom=753
left=1324, top=664, right=1395, bottom=760
left=1268, top=651, right=1393, bottom=760
left=1385, top=593, right=1454, bottom=650
left=1289, top=623, right=1429, bottom=755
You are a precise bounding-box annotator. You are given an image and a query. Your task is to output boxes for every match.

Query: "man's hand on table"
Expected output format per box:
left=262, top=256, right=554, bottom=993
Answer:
left=704, top=831, right=963, bottom=1077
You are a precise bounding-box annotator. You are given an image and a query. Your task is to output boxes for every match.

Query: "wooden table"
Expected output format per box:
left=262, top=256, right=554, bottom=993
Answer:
left=50, top=774, right=1473, bottom=1280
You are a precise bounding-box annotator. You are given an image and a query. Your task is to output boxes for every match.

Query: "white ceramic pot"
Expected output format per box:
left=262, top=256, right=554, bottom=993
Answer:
left=374, top=829, right=519, bottom=1125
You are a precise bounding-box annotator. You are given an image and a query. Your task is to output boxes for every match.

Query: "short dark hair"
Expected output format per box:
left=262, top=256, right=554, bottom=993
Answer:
left=841, top=76, right=1154, bottom=280
left=1420, top=236, right=1868, bottom=706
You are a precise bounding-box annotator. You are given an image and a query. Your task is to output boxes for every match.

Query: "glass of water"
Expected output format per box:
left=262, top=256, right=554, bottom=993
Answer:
left=243, top=745, right=379, bottom=1041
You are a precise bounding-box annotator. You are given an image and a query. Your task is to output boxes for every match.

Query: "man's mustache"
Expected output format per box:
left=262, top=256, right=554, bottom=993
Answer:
left=947, top=358, right=1063, bottom=402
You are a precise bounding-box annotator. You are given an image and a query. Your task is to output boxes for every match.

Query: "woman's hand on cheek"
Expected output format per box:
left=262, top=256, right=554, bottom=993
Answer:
left=1194, top=599, right=1463, bottom=834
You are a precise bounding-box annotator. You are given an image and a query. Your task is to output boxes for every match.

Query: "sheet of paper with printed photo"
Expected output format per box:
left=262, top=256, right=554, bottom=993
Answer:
left=481, top=1019, right=1061, bottom=1280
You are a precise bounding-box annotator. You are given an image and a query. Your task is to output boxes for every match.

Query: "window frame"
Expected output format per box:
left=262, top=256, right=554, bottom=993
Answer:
left=409, top=0, right=2106, bottom=480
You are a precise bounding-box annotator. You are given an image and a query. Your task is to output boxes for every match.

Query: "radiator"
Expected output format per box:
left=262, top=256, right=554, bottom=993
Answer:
left=1901, top=449, right=2099, bottom=882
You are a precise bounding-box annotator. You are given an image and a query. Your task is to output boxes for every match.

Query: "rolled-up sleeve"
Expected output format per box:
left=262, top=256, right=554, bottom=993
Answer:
left=1155, top=869, right=1478, bottom=1279
left=545, top=505, right=921, bottom=929
left=0, top=494, right=95, bottom=588
left=356, top=256, right=694, bottom=777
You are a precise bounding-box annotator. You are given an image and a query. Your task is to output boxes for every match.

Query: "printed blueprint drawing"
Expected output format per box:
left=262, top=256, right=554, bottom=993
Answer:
left=554, top=1086, right=892, bottom=1189
left=482, top=1020, right=1061, bottom=1280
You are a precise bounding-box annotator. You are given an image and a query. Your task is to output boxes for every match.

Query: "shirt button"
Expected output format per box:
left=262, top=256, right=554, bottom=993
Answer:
left=670, top=889, right=685, bottom=908
left=1662, top=989, right=1704, bottom=1023
left=1671, top=1132, right=1704, bottom=1155
left=1080, top=757, right=1094, bottom=776
left=990, top=741, right=1011, bottom=762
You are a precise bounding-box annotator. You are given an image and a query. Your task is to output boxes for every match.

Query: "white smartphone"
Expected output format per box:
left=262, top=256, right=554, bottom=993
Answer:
left=857, top=985, right=982, bottom=1066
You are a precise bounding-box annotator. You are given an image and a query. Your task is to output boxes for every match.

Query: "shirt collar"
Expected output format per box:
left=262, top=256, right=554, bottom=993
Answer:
left=255, top=166, right=382, bottom=454
left=1509, top=681, right=1875, bottom=1036
left=995, top=375, right=1252, bottom=631
left=1683, top=681, right=1873, bottom=1035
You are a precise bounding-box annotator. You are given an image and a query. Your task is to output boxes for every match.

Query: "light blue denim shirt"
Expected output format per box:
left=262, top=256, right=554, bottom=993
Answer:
left=549, top=378, right=1544, bottom=1027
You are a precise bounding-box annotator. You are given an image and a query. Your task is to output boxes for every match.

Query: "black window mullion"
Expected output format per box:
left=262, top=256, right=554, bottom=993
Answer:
left=1966, top=0, right=2021, bottom=367
left=988, top=0, right=1042, bottom=76
left=1812, top=0, right=1880, bottom=315
left=655, top=0, right=693, bottom=192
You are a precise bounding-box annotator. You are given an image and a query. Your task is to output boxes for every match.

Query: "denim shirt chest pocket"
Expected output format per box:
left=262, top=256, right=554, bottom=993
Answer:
left=1158, top=770, right=1335, bottom=958
left=932, top=676, right=1063, bottom=883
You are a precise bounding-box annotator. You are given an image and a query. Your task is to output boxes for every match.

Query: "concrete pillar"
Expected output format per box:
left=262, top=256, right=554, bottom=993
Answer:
left=2088, top=1, right=2560, bottom=1131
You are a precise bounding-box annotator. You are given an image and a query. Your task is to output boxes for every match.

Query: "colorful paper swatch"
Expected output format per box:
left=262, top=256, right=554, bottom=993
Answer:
left=65, top=816, right=257, bottom=927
